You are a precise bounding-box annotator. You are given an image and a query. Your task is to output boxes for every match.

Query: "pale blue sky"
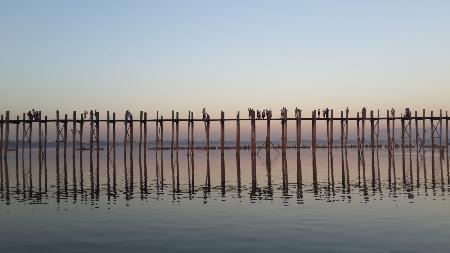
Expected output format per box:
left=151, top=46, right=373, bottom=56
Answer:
left=1, top=0, right=450, bottom=118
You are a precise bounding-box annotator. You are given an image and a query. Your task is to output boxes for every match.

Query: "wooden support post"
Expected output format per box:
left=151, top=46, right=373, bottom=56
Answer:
left=89, top=111, right=93, bottom=162
left=4, top=111, right=9, bottom=159
left=345, top=109, right=349, bottom=185
left=361, top=108, right=366, bottom=155
left=56, top=110, right=60, bottom=160
left=124, top=111, right=128, bottom=160
left=357, top=112, right=361, bottom=177
left=44, top=116, right=47, bottom=160
left=144, top=112, right=147, bottom=160
left=95, top=111, right=100, bottom=159
left=296, top=109, right=302, bottom=153
left=107, top=111, right=110, bottom=163
left=220, top=111, right=225, bottom=154
left=422, top=109, right=426, bottom=158
left=204, top=113, right=209, bottom=151
left=72, top=111, right=76, bottom=160
left=401, top=112, right=406, bottom=181
left=340, top=111, right=345, bottom=186
left=64, top=114, right=68, bottom=158
left=0, top=115, right=3, bottom=159
left=312, top=110, right=317, bottom=186
left=391, top=109, right=396, bottom=171
left=39, top=112, right=43, bottom=160
left=130, top=112, right=134, bottom=159
left=175, top=112, right=179, bottom=150
left=408, top=111, right=412, bottom=182
left=186, top=111, right=190, bottom=151
left=281, top=112, right=285, bottom=152
left=160, top=115, right=163, bottom=150
left=440, top=109, right=443, bottom=154
left=251, top=111, right=256, bottom=155
left=139, top=111, right=143, bottom=163
left=415, top=111, right=420, bottom=181
left=446, top=110, right=449, bottom=183
left=330, top=109, right=334, bottom=170
left=370, top=110, right=375, bottom=183
left=236, top=111, right=240, bottom=154
left=189, top=112, right=193, bottom=151
left=79, top=114, right=84, bottom=162
left=387, top=110, right=391, bottom=163
left=112, top=113, right=116, bottom=165
left=431, top=111, right=435, bottom=168
left=266, top=110, right=271, bottom=152
left=312, top=110, right=316, bottom=153
left=376, top=110, right=380, bottom=182
left=15, top=116, right=19, bottom=158
left=171, top=111, right=174, bottom=149
left=22, top=114, right=25, bottom=156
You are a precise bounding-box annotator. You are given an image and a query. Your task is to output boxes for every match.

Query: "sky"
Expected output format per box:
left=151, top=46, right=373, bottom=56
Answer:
left=1, top=0, right=450, bottom=120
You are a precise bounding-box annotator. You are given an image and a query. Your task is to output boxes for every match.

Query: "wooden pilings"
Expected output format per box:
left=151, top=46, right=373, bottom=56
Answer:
left=251, top=110, right=256, bottom=156
left=236, top=111, right=240, bottom=155
left=3, top=111, right=9, bottom=159
left=296, top=109, right=302, bottom=153
left=220, top=111, right=224, bottom=154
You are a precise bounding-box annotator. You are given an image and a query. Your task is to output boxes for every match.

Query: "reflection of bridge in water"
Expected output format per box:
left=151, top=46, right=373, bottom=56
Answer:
left=0, top=108, right=449, bottom=206
left=0, top=146, right=449, bottom=207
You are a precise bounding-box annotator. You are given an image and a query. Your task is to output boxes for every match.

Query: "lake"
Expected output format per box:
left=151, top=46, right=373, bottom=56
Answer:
left=1, top=146, right=450, bottom=252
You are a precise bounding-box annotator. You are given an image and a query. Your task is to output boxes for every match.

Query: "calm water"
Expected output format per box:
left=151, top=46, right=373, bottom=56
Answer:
left=1, top=146, right=450, bottom=252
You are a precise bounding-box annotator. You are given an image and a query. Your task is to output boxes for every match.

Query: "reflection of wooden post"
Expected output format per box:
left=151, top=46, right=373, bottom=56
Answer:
left=236, top=111, right=240, bottom=154
left=221, top=111, right=225, bottom=154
